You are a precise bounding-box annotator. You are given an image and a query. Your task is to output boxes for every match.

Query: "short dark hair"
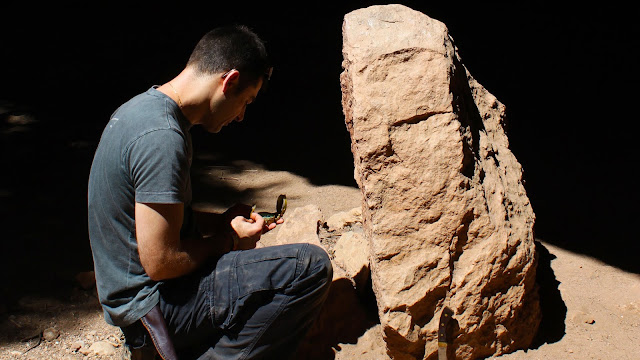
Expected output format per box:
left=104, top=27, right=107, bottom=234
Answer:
left=187, top=25, right=270, bottom=90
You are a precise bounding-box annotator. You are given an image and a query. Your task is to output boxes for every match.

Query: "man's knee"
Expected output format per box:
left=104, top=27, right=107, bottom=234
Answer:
left=302, top=244, right=333, bottom=290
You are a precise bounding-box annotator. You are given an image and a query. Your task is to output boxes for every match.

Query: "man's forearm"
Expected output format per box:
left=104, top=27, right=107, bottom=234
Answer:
left=146, top=232, right=230, bottom=281
left=136, top=202, right=231, bottom=281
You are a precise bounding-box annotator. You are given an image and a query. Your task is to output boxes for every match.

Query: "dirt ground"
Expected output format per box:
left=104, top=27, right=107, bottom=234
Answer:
left=1, top=160, right=638, bottom=359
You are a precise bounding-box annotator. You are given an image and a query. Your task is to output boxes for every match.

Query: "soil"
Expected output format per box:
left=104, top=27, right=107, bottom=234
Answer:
left=0, top=118, right=638, bottom=359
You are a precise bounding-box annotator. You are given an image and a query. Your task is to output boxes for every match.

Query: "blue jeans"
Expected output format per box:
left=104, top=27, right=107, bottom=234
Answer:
left=158, top=243, right=333, bottom=360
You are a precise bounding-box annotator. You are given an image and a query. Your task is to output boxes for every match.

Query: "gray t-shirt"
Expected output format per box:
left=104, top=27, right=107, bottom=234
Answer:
left=88, top=87, right=192, bottom=326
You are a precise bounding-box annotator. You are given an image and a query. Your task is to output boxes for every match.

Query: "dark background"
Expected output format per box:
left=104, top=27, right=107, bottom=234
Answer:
left=1, top=0, right=637, bottom=307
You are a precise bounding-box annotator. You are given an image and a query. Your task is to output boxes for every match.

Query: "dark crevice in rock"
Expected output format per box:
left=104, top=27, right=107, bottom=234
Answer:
left=487, top=148, right=500, bottom=168
left=390, top=110, right=451, bottom=127
left=409, top=285, right=448, bottom=329
left=450, top=54, right=485, bottom=180
left=378, top=251, right=401, bottom=262
left=452, top=210, right=474, bottom=264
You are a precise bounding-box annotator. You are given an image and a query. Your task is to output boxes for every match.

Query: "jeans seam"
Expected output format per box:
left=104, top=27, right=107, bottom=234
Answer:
left=295, top=243, right=310, bottom=280
left=223, top=251, right=240, bottom=329
left=204, top=271, right=215, bottom=327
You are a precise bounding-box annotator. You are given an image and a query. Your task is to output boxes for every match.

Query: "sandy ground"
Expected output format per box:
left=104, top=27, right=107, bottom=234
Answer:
left=1, top=160, right=638, bottom=359
left=488, top=242, right=640, bottom=360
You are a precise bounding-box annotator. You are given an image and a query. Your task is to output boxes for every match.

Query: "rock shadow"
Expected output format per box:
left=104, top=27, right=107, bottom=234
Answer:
left=295, top=266, right=380, bottom=360
left=529, top=240, right=566, bottom=348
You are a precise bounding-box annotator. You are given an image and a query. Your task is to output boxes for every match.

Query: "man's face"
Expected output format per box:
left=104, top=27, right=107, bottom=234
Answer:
left=204, top=78, right=263, bottom=133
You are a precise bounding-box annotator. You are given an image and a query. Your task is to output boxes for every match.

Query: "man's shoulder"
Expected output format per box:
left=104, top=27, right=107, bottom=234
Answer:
left=109, top=88, right=186, bottom=141
left=117, top=88, right=171, bottom=125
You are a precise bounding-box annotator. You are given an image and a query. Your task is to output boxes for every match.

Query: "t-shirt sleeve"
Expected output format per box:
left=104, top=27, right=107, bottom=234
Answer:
left=127, top=129, right=189, bottom=204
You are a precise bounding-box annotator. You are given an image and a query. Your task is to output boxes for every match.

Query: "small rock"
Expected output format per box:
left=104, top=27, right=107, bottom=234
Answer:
left=89, top=341, right=117, bottom=356
left=43, top=327, right=60, bottom=341
left=70, top=340, right=85, bottom=351
left=272, top=205, right=324, bottom=247
left=334, top=232, right=369, bottom=276
left=79, top=345, right=92, bottom=355
left=326, top=207, right=362, bottom=231
left=75, top=271, right=96, bottom=290
left=572, top=311, right=596, bottom=325
left=9, top=350, right=22, bottom=356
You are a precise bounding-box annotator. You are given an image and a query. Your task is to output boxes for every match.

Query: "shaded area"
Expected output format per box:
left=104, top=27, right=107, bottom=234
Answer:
left=295, top=275, right=380, bottom=360
left=0, top=109, right=96, bottom=308
left=530, top=241, right=567, bottom=348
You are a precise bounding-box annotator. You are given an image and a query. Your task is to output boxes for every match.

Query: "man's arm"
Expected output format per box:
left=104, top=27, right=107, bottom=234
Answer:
left=135, top=202, right=219, bottom=281
left=135, top=202, right=275, bottom=281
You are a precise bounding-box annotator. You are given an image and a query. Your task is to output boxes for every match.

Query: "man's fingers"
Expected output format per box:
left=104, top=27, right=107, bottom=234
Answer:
left=250, top=212, right=265, bottom=227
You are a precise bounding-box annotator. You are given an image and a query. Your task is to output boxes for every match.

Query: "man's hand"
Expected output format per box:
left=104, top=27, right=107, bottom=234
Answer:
left=227, top=206, right=284, bottom=250
left=230, top=212, right=264, bottom=250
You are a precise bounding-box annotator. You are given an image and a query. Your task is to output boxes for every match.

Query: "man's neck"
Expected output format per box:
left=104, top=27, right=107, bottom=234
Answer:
left=157, top=68, right=222, bottom=126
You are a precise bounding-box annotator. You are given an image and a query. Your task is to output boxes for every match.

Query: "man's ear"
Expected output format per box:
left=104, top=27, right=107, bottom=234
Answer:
left=221, top=69, right=240, bottom=94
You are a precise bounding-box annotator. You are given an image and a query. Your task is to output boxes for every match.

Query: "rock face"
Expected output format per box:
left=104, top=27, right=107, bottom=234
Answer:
left=341, top=5, right=540, bottom=360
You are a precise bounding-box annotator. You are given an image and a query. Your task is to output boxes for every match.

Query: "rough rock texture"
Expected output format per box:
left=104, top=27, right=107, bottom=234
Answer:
left=340, top=4, right=540, bottom=360
left=273, top=204, right=324, bottom=248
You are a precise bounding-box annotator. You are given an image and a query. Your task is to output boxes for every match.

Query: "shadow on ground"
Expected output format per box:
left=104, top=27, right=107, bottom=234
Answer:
left=529, top=241, right=567, bottom=348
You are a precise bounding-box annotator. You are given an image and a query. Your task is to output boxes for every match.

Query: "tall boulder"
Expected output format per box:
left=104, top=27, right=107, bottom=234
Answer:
left=340, top=5, right=540, bottom=360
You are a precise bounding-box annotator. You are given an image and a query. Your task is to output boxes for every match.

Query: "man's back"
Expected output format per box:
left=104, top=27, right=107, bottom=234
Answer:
left=88, top=87, right=192, bottom=327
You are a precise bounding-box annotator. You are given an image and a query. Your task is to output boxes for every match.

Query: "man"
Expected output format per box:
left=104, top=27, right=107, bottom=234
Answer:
left=88, top=25, right=332, bottom=359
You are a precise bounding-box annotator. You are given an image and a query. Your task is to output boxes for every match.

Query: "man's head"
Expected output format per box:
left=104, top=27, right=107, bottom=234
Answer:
left=187, top=25, right=271, bottom=93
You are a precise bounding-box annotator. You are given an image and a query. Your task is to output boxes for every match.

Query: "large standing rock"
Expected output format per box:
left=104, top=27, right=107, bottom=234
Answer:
left=341, top=5, right=540, bottom=359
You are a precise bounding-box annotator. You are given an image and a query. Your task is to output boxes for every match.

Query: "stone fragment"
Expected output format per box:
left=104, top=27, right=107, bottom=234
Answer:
left=70, top=340, right=84, bottom=351
left=42, top=327, right=60, bottom=341
left=269, top=205, right=324, bottom=247
left=89, top=341, right=117, bottom=356
left=79, top=345, right=92, bottom=355
left=326, top=207, right=362, bottom=231
left=75, top=271, right=96, bottom=290
left=572, top=311, right=596, bottom=325
left=333, top=231, right=370, bottom=291
left=341, top=4, right=540, bottom=359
